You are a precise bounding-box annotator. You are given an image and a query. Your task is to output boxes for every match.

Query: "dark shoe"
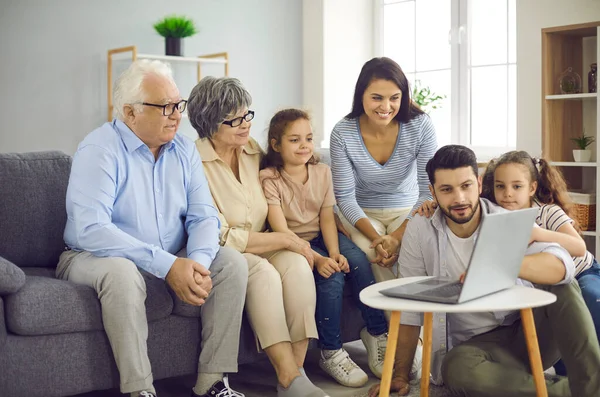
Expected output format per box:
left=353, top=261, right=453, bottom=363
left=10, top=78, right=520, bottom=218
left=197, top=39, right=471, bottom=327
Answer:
left=191, top=376, right=245, bottom=397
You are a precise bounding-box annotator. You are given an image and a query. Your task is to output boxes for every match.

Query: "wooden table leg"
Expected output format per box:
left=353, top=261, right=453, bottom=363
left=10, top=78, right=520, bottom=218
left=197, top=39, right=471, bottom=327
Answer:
left=520, top=308, right=548, bottom=397
left=379, top=311, right=401, bottom=397
left=420, top=313, right=433, bottom=397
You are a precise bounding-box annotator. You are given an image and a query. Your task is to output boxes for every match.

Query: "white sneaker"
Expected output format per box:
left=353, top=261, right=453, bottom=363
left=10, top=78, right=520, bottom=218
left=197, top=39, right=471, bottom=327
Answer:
left=409, top=342, right=423, bottom=385
left=360, top=327, right=387, bottom=378
left=319, top=348, right=368, bottom=387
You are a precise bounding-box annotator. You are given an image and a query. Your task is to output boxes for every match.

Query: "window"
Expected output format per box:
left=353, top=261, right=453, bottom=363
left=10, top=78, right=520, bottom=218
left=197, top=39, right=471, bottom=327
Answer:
left=378, top=0, right=516, bottom=158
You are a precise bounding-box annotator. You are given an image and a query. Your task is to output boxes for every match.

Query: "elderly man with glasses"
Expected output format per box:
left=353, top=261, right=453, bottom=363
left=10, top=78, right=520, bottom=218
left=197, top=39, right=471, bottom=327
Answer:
left=58, top=60, right=248, bottom=397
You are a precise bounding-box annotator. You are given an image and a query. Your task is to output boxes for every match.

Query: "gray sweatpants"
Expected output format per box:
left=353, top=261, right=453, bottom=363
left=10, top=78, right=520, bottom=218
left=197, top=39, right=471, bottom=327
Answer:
left=56, top=246, right=248, bottom=393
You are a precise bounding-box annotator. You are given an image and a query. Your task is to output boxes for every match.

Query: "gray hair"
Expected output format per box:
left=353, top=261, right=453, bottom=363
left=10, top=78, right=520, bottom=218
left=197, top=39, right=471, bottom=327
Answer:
left=187, top=76, right=252, bottom=139
left=113, top=59, right=175, bottom=120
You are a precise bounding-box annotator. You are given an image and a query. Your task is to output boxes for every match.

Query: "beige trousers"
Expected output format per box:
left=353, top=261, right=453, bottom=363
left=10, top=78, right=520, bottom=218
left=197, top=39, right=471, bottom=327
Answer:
left=339, top=207, right=412, bottom=283
left=243, top=249, right=318, bottom=350
left=56, top=247, right=247, bottom=393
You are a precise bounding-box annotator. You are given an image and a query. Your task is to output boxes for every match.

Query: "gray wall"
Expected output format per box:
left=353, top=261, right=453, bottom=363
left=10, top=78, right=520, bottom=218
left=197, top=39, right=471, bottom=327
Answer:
left=0, top=0, right=303, bottom=154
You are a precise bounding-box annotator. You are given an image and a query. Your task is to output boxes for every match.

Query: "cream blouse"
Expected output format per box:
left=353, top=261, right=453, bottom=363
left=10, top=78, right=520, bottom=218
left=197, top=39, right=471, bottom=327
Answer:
left=196, top=137, right=269, bottom=252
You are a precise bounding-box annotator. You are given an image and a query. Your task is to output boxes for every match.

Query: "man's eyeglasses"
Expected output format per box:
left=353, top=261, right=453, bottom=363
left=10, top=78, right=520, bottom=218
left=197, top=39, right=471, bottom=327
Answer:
left=139, top=100, right=187, bottom=116
left=222, top=110, right=255, bottom=127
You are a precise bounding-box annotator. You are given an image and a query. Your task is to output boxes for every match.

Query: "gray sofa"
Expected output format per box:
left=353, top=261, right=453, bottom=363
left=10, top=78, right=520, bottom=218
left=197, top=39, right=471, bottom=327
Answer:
left=0, top=151, right=365, bottom=397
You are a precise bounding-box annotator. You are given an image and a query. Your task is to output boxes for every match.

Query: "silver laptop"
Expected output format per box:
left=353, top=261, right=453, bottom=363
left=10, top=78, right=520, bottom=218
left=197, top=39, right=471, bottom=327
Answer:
left=380, top=207, right=538, bottom=304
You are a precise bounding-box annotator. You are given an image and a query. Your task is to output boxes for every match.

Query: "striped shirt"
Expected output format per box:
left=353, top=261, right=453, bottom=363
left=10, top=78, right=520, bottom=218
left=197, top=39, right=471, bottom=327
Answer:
left=330, top=114, right=437, bottom=225
left=534, top=201, right=594, bottom=275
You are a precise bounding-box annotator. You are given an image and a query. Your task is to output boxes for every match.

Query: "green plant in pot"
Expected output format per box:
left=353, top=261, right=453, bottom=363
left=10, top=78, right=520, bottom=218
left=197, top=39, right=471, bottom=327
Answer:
left=412, top=80, right=446, bottom=114
left=570, top=133, right=595, bottom=162
left=154, top=15, right=198, bottom=56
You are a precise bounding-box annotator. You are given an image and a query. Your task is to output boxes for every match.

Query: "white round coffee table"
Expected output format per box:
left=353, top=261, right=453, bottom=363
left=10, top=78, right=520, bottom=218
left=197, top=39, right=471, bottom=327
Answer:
left=360, top=277, right=557, bottom=397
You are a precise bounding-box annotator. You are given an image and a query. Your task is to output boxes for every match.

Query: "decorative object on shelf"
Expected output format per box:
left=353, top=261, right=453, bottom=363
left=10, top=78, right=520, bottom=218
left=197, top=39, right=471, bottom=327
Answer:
left=106, top=46, right=229, bottom=122
left=412, top=80, right=446, bottom=114
left=559, top=67, right=582, bottom=94
left=153, top=15, right=198, bottom=56
left=589, top=63, right=597, bottom=93
left=570, top=132, right=595, bottom=162
left=568, top=191, right=596, bottom=231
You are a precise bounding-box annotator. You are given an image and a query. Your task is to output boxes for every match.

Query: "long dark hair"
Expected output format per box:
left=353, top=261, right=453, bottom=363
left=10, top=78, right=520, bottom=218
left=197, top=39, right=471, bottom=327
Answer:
left=481, top=150, right=579, bottom=230
left=260, top=108, right=319, bottom=173
left=346, top=57, right=424, bottom=122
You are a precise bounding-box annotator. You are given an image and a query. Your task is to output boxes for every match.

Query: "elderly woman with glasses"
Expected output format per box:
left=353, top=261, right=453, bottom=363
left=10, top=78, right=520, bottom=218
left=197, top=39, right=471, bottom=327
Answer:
left=187, top=77, right=328, bottom=397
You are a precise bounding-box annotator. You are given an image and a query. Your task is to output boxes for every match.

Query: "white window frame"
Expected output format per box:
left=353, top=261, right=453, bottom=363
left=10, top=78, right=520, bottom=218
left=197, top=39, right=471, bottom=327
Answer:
left=375, top=0, right=516, bottom=160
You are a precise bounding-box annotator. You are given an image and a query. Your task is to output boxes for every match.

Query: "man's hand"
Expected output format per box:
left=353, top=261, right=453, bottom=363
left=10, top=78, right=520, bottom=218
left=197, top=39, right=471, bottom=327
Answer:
left=331, top=253, right=349, bottom=273
left=285, top=234, right=315, bottom=268
left=166, top=258, right=210, bottom=306
left=368, top=376, right=411, bottom=397
left=193, top=264, right=213, bottom=295
left=315, top=255, right=341, bottom=278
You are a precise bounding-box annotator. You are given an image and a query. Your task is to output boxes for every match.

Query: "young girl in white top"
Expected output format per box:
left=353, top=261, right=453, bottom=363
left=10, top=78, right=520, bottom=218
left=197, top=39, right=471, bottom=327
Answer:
left=416, top=150, right=600, bottom=376
left=259, top=109, right=391, bottom=388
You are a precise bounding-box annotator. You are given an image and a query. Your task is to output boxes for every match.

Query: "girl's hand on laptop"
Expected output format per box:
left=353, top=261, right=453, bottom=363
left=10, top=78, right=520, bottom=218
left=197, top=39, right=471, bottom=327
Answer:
left=412, top=200, right=438, bottom=218
left=459, top=273, right=466, bottom=283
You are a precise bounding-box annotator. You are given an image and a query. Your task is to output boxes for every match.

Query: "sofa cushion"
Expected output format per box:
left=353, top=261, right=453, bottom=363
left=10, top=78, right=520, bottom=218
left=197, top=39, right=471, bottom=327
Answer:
left=5, top=270, right=174, bottom=336
left=0, top=151, right=71, bottom=268
left=0, top=256, right=26, bottom=294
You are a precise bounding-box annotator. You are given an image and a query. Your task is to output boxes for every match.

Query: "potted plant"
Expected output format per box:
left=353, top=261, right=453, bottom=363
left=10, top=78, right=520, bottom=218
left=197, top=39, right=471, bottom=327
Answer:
left=570, top=133, right=595, bottom=162
left=412, top=80, right=446, bottom=114
left=153, top=15, right=198, bottom=56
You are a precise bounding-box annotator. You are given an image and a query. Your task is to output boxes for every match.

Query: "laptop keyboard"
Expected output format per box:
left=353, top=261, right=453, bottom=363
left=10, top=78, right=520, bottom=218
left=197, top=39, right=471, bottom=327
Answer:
left=417, top=282, right=463, bottom=298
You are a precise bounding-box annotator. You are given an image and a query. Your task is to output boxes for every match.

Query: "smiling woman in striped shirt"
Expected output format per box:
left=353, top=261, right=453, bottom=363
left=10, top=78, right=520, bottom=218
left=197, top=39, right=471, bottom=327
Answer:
left=330, top=57, right=438, bottom=282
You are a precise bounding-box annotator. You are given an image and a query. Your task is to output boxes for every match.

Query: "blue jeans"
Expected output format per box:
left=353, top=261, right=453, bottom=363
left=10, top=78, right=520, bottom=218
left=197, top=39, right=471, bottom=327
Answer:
left=310, top=232, right=388, bottom=350
left=554, top=259, right=600, bottom=376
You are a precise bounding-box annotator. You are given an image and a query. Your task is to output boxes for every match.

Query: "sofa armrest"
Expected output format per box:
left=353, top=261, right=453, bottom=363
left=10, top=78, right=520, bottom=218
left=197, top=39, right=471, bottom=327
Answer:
left=0, top=256, right=26, bottom=295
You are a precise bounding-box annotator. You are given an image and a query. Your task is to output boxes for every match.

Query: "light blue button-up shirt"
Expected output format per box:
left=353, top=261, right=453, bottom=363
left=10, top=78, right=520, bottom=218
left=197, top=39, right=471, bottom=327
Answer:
left=64, top=119, right=221, bottom=278
left=398, top=198, right=575, bottom=384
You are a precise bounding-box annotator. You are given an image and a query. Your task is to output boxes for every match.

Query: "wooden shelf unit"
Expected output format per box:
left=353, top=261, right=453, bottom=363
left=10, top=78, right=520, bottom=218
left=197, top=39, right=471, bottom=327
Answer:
left=542, top=21, right=600, bottom=253
left=106, top=46, right=229, bottom=122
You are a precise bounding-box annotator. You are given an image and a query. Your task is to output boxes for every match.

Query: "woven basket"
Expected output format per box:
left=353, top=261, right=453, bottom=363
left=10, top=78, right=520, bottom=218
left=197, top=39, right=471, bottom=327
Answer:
left=569, top=192, right=596, bottom=231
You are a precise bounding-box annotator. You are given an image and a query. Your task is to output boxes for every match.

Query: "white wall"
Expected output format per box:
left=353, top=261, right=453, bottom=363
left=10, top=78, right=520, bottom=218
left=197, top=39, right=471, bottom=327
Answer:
left=303, top=0, right=374, bottom=147
left=0, top=0, right=302, bottom=154
left=517, top=0, right=600, bottom=155
left=303, top=0, right=325, bottom=146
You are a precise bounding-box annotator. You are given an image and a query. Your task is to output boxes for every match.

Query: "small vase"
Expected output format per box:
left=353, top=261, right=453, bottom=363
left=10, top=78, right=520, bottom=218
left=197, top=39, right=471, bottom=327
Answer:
left=559, top=67, right=582, bottom=94
left=165, top=37, right=182, bottom=56
left=573, top=150, right=592, bottom=162
left=589, top=63, right=597, bottom=93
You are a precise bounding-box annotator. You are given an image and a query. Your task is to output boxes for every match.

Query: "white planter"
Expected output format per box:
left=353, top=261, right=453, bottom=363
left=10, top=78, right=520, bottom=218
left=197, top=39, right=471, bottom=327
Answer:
left=573, top=149, right=592, bottom=162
